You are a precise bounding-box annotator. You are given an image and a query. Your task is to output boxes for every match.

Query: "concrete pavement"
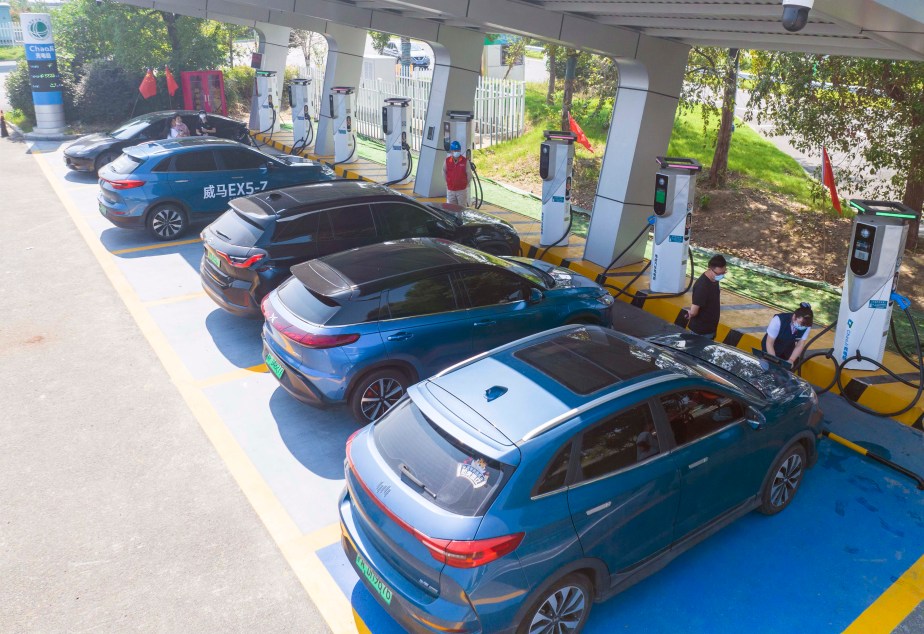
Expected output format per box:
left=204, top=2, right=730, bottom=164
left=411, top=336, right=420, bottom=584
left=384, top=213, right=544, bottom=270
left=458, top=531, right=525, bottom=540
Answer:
left=0, top=138, right=330, bottom=631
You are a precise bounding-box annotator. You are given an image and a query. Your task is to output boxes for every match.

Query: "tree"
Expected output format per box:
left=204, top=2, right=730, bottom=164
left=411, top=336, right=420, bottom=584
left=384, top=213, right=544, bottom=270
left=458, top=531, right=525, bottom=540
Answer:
left=545, top=44, right=558, bottom=105
left=561, top=49, right=578, bottom=131
left=369, top=31, right=391, bottom=55
left=749, top=53, right=924, bottom=247
left=680, top=47, right=744, bottom=188
left=502, top=37, right=526, bottom=80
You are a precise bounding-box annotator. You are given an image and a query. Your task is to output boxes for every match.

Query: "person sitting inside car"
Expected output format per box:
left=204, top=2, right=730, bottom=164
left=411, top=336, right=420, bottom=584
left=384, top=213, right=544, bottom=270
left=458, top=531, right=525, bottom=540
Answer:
left=195, top=110, right=217, bottom=136
left=167, top=114, right=190, bottom=139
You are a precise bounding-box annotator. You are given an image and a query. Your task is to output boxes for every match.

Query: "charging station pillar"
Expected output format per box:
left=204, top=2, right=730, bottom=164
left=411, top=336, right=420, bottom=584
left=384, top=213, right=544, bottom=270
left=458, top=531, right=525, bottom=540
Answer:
left=289, top=78, right=313, bottom=148
left=383, top=98, right=411, bottom=183
left=649, top=157, right=702, bottom=293
left=329, top=86, right=355, bottom=164
left=539, top=131, right=576, bottom=246
left=443, top=111, right=474, bottom=161
left=253, top=70, right=278, bottom=133
left=833, top=200, right=920, bottom=370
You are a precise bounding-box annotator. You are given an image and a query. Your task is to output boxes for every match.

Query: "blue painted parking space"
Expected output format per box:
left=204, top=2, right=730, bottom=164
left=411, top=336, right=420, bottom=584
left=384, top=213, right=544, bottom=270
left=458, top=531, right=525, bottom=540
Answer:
left=319, top=439, right=924, bottom=633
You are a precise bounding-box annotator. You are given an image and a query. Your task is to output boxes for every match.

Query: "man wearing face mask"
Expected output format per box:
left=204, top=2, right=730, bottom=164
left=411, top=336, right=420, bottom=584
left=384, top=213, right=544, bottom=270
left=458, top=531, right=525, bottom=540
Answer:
left=762, top=302, right=814, bottom=366
left=443, top=140, right=470, bottom=206
left=195, top=110, right=217, bottom=136
left=685, top=254, right=727, bottom=340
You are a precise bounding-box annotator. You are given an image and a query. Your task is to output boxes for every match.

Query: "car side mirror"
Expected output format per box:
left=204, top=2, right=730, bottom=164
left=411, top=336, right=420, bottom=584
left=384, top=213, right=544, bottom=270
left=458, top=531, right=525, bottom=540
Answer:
left=746, top=407, right=765, bottom=431
left=528, top=288, right=544, bottom=304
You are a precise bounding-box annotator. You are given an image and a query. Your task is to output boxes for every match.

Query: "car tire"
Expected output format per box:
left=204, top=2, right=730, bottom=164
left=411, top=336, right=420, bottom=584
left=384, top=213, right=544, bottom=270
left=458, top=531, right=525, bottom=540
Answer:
left=759, top=443, right=806, bottom=515
left=349, top=368, right=409, bottom=424
left=517, top=573, right=593, bottom=634
left=146, top=203, right=188, bottom=241
left=95, top=151, right=117, bottom=174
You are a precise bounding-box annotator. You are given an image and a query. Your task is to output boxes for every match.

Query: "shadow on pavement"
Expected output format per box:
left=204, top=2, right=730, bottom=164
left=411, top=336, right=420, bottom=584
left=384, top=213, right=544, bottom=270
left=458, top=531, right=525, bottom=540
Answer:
left=205, top=307, right=265, bottom=369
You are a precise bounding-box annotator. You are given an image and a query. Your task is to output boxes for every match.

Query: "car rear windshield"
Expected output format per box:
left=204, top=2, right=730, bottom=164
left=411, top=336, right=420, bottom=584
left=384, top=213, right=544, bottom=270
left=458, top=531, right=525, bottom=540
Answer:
left=110, top=154, right=142, bottom=174
left=209, top=210, right=266, bottom=247
left=373, top=399, right=511, bottom=517
left=277, top=277, right=340, bottom=326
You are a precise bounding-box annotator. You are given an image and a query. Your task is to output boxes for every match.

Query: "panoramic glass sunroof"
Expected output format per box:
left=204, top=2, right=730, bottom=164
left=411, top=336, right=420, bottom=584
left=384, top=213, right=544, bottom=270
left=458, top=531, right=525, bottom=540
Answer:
left=514, top=328, right=665, bottom=395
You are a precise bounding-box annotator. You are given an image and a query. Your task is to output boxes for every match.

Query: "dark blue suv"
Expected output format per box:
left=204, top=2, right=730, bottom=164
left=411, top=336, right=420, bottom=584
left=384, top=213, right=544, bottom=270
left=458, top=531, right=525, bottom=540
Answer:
left=340, top=326, right=823, bottom=633
left=98, top=137, right=335, bottom=240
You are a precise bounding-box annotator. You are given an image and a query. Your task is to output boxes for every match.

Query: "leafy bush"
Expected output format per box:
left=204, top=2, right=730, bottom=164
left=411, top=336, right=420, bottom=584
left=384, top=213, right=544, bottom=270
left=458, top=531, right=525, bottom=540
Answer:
left=74, top=59, right=137, bottom=123
left=4, top=60, right=77, bottom=126
left=223, top=65, right=254, bottom=114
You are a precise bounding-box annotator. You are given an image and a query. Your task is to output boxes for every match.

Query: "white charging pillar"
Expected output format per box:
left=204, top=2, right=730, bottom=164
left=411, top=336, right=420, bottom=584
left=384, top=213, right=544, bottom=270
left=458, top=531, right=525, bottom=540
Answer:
left=330, top=86, right=355, bottom=164
left=833, top=200, right=919, bottom=370
left=539, top=131, right=576, bottom=246
left=254, top=70, right=278, bottom=133
left=383, top=98, right=411, bottom=183
left=289, top=78, right=313, bottom=148
left=649, top=157, right=702, bottom=293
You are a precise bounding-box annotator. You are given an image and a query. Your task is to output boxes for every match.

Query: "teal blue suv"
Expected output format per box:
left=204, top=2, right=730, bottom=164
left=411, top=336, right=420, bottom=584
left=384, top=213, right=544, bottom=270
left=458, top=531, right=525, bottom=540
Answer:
left=97, top=137, right=335, bottom=240
left=340, top=326, right=824, bottom=633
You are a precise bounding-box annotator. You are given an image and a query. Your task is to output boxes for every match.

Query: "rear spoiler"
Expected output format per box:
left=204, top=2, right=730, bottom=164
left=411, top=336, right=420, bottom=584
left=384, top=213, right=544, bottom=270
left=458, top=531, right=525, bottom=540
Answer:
left=291, top=260, right=351, bottom=304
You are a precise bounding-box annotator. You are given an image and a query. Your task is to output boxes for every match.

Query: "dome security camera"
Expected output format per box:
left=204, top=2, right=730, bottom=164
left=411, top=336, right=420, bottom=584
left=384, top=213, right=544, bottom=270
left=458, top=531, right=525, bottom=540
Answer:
left=781, top=0, right=814, bottom=32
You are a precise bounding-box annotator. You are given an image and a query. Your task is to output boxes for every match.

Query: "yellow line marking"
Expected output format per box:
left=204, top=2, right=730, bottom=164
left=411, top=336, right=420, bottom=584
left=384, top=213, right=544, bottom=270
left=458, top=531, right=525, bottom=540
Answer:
left=143, top=291, right=207, bottom=308
left=844, top=554, right=924, bottom=633
left=32, top=150, right=365, bottom=634
left=195, top=363, right=270, bottom=390
left=111, top=238, right=202, bottom=255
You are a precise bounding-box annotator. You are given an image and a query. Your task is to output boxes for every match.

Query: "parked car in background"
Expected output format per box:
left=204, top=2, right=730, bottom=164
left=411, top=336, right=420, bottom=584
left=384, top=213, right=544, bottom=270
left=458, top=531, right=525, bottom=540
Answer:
left=97, top=137, right=336, bottom=240
left=200, top=181, right=520, bottom=317
left=261, top=238, right=613, bottom=422
left=382, top=40, right=431, bottom=69
left=340, top=325, right=823, bottom=633
left=64, top=110, right=250, bottom=174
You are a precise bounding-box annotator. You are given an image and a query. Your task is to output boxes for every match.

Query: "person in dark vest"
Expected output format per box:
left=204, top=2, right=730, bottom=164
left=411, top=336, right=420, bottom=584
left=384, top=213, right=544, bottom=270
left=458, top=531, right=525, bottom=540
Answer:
left=685, top=254, right=727, bottom=340
left=195, top=110, right=217, bottom=136
left=443, top=140, right=470, bottom=206
left=762, top=302, right=814, bottom=365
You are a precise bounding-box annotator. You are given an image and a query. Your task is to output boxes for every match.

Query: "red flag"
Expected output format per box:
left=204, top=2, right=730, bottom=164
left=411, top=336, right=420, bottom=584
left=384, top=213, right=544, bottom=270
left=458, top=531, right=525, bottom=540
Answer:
left=568, top=112, right=594, bottom=153
left=822, top=146, right=842, bottom=215
left=138, top=69, right=157, bottom=99
left=165, top=66, right=179, bottom=97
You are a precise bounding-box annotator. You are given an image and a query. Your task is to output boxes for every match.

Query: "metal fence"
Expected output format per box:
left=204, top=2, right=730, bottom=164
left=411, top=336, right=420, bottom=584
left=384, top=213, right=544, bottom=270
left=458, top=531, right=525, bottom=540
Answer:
left=304, top=66, right=525, bottom=151
left=0, top=21, right=23, bottom=45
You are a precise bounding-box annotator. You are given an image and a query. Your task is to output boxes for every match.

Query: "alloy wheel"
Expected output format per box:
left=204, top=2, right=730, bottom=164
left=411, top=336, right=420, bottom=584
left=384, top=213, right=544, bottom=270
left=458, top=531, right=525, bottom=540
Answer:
left=770, top=452, right=804, bottom=508
left=527, top=584, right=587, bottom=634
left=151, top=207, right=184, bottom=239
left=359, top=377, right=404, bottom=421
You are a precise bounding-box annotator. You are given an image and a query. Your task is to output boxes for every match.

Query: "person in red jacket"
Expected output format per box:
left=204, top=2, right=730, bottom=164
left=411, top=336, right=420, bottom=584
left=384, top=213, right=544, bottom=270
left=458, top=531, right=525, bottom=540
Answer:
left=443, top=140, right=470, bottom=206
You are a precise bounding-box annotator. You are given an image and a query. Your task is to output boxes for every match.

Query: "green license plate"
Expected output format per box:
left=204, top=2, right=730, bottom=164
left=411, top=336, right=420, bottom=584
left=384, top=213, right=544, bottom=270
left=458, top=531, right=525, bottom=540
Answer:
left=355, top=553, right=393, bottom=605
left=265, top=353, right=285, bottom=380
left=98, top=202, right=106, bottom=216
left=206, top=249, right=221, bottom=268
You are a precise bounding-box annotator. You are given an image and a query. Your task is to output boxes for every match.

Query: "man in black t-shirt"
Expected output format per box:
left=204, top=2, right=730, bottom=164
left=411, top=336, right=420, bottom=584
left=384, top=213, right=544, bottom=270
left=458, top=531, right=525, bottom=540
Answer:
left=685, top=254, right=727, bottom=340
left=195, top=110, right=217, bottom=136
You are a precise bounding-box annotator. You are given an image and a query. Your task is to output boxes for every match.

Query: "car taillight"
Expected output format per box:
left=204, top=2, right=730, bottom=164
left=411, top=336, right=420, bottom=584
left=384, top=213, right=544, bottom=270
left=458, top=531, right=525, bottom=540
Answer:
left=418, top=533, right=524, bottom=569
left=104, top=178, right=146, bottom=190
left=280, top=330, right=360, bottom=349
left=347, top=448, right=522, bottom=570
left=217, top=251, right=265, bottom=269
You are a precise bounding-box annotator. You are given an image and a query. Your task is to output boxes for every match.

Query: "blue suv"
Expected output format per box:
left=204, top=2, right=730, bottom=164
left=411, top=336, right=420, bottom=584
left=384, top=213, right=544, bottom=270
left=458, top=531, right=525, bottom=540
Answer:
left=261, top=238, right=614, bottom=422
left=98, top=137, right=335, bottom=240
left=340, top=326, right=823, bottom=633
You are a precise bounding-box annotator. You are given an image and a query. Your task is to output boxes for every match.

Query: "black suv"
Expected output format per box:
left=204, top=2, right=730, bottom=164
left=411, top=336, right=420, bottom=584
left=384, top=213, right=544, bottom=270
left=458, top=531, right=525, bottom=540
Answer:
left=200, top=181, right=521, bottom=317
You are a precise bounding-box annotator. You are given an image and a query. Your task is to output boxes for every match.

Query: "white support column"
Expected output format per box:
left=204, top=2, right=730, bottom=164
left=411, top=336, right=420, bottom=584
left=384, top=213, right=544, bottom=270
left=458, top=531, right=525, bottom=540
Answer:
left=583, top=37, right=691, bottom=268
left=253, top=23, right=291, bottom=132
left=414, top=27, right=484, bottom=198
left=315, top=23, right=366, bottom=158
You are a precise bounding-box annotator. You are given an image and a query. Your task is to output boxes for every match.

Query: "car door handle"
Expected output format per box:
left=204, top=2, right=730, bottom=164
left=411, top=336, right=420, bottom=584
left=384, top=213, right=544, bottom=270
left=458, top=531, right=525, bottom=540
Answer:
left=586, top=501, right=611, bottom=516
left=175, top=179, right=190, bottom=183
left=688, top=457, right=709, bottom=469
left=387, top=332, right=413, bottom=341
left=473, top=320, right=496, bottom=327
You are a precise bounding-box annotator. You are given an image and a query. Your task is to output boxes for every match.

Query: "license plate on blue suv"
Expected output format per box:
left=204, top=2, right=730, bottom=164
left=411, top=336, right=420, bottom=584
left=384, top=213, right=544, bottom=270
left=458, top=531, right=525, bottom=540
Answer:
left=265, top=352, right=285, bottom=380
left=355, top=552, right=393, bottom=605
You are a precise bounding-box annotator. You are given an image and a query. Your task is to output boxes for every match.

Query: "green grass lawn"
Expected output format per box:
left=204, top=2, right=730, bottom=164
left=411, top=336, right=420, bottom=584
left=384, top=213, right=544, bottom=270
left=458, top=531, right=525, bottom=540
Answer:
left=476, top=84, right=821, bottom=209
left=0, top=45, right=24, bottom=61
